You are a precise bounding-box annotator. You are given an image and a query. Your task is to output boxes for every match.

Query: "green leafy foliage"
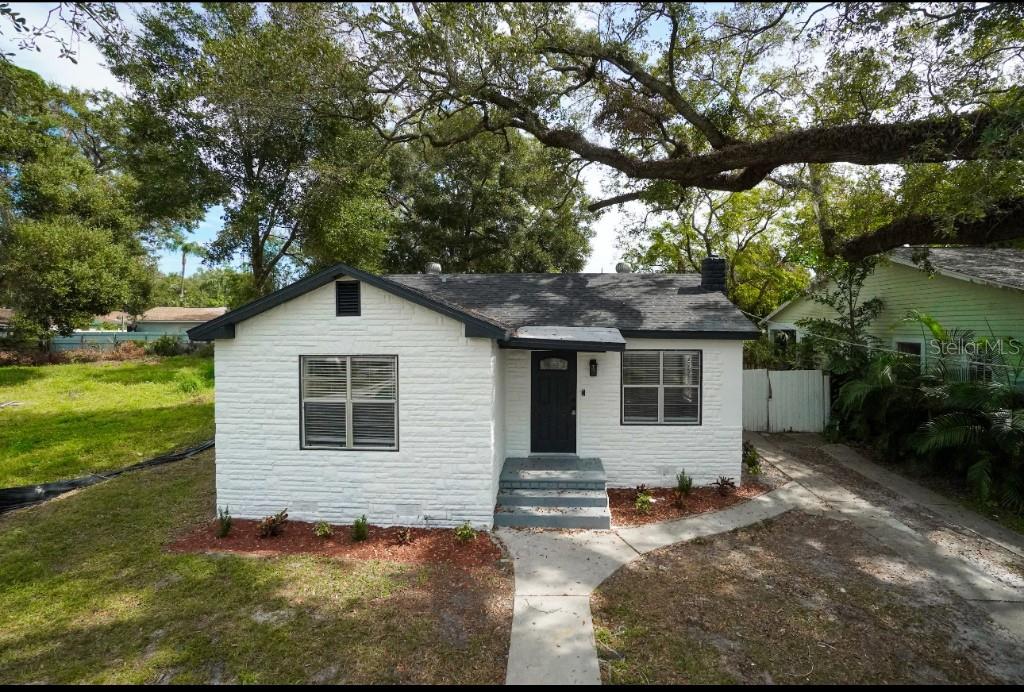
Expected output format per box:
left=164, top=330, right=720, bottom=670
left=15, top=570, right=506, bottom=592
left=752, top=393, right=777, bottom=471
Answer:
left=108, top=3, right=390, bottom=295
left=742, top=442, right=761, bottom=475
left=352, top=515, right=369, bottom=542
left=382, top=125, right=593, bottom=274
left=0, top=60, right=198, bottom=344
left=675, top=470, right=694, bottom=496
left=313, top=521, right=334, bottom=539
left=796, top=259, right=885, bottom=375
left=834, top=313, right=1024, bottom=514
left=621, top=186, right=812, bottom=316
left=633, top=491, right=654, bottom=515
left=147, top=335, right=185, bottom=358
left=216, top=506, right=232, bottom=538
left=453, top=522, right=477, bottom=543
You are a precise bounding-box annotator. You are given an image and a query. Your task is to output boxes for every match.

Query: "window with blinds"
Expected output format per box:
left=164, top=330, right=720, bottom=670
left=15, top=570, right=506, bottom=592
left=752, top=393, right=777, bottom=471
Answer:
left=621, top=350, right=701, bottom=425
left=300, top=355, right=398, bottom=449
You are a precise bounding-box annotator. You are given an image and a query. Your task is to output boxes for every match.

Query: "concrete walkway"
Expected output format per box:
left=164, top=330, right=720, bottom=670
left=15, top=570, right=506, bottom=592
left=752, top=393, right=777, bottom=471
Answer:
left=500, top=436, right=1024, bottom=685
left=498, top=482, right=807, bottom=685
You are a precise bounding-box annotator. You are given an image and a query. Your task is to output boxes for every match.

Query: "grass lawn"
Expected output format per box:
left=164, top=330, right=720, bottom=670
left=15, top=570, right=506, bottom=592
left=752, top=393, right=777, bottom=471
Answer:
left=592, top=511, right=1020, bottom=685
left=0, top=356, right=215, bottom=488
left=0, top=451, right=514, bottom=684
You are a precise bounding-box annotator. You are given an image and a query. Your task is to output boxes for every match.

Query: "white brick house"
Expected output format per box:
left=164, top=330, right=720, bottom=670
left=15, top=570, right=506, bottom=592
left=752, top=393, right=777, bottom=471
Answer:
left=189, top=259, right=759, bottom=529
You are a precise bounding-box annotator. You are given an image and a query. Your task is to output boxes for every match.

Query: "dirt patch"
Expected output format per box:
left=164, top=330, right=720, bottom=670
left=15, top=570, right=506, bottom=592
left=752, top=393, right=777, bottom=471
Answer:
left=592, top=510, right=1022, bottom=684
left=765, top=433, right=1024, bottom=590
left=170, top=519, right=505, bottom=569
left=609, top=481, right=771, bottom=527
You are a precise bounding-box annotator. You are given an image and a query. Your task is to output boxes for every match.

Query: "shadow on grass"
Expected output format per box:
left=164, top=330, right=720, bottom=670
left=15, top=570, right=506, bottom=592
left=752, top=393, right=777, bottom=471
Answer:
left=0, top=455, right=513, bottom=684
left=0, top=367, right=46, bottom=388
left=0, top=402, right=214, bottom=488
left=83, top=357, right=212, bottom=387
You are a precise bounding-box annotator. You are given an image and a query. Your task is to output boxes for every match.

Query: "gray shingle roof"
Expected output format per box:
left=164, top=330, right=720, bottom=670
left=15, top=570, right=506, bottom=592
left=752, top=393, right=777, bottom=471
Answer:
left=891, top=246, right=1024, bottom=291
left=386, top=273, right=758, bottom=335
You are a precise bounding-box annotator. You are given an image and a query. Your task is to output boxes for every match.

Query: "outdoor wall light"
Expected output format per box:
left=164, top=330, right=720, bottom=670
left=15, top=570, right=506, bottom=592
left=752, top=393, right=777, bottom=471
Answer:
left=589, top=358, right=598, bottom=376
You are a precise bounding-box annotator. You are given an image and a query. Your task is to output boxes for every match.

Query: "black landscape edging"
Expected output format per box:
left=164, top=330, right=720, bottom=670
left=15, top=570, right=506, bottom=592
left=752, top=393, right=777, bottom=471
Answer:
left=0, top=440, right=214, bottom=514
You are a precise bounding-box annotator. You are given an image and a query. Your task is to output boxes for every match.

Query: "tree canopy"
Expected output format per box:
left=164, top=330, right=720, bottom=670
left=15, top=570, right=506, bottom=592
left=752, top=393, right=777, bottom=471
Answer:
left=0, top=62, right=161, bottom=338
left=358, top=2, right=1024, bottom=260
left=382, top=124, right=593, bottom=273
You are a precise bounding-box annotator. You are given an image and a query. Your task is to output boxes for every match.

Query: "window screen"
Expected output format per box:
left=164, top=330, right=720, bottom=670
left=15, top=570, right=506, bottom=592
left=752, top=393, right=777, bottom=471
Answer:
left=622, top=350, right=701, bottom=424
left=301, top=355, right=397, bottom=449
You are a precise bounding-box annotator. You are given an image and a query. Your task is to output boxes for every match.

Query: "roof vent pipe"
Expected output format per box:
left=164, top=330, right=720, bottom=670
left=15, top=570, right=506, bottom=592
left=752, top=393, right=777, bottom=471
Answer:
left=701, top=255, right=728, bottom=292
left=425, top=262, right=442, bottom=274
left=615, top=261, right=632, bottom=273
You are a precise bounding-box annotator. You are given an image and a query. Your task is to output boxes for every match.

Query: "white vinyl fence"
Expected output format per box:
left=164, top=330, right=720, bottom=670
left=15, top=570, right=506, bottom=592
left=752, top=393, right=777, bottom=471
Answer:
left=743, top=369, right=831, bottom=433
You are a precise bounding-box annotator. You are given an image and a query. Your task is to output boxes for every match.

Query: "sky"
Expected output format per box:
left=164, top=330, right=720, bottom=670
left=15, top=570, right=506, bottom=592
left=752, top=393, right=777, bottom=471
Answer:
left=3, top=2, right=633, bottom=276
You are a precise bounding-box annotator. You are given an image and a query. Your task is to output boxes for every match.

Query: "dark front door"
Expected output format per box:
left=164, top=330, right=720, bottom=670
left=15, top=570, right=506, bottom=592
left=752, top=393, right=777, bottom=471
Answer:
left=531, top=351, right=577, bottom=453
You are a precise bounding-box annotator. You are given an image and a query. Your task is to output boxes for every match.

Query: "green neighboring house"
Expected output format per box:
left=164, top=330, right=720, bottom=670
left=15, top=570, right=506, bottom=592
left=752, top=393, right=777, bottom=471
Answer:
left=765, top=246, right=1024, bottom=379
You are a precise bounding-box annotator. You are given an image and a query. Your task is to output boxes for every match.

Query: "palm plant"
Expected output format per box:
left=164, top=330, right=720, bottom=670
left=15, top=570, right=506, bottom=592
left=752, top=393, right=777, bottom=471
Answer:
left=912, top=379, right=1024, bottom=512
left=836, top=351, right=929, bottom=458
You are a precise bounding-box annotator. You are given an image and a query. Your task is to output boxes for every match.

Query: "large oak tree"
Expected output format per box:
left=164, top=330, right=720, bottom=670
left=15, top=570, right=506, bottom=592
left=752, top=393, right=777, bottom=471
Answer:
left=359, top=2, right=1024, bottom=261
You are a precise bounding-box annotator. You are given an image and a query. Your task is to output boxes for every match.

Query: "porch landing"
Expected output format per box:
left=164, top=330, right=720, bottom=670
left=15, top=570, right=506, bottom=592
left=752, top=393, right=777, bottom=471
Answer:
left=495, top=456, right=610, bottom=529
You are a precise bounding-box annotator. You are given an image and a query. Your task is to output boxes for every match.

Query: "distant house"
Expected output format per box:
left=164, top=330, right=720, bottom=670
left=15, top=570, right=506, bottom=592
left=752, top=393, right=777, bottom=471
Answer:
left=766, top=246, right=1024, bottom=378
left=0, top=308, right=13, bottom=338
left=136, top=307, right=229, bottom=337
left=90, top=311, right=132, bottom=330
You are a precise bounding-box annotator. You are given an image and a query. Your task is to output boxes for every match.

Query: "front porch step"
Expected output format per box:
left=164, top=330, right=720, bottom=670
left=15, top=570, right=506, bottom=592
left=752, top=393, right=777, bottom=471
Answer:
left=499, top=456, right=607, bottom=490
left=495, top=456, right=610, bottom=529
left=493, top=505, right=611, bottom=530
left=497, top=488, right=609, bottom=508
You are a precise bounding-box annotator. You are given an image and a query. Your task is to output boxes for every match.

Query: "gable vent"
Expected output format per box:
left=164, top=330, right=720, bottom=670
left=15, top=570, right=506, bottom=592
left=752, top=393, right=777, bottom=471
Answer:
left=336, top=281, right=361, bottom=316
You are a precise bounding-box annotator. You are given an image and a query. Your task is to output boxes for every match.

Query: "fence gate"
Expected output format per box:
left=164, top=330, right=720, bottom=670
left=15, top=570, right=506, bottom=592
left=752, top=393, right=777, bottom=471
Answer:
left=743, top=369, right=830, bottom=433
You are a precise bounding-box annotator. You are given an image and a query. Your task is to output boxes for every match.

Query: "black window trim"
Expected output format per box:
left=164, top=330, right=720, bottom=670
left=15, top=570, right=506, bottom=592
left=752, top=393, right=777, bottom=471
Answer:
left=299, top=354, right=400, bottom=452
left=620, top=348, right=703, bottom=426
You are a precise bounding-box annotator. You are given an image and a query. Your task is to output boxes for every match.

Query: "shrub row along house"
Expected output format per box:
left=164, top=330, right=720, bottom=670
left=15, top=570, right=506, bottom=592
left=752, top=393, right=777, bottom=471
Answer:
left=767, top=246, right=1024, bottom=382
left=190, top=259, right=759, bottom=529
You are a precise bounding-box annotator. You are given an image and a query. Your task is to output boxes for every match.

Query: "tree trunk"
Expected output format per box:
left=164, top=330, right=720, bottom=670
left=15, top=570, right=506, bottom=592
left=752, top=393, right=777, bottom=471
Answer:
left=179, top=249, right=187, bottom=303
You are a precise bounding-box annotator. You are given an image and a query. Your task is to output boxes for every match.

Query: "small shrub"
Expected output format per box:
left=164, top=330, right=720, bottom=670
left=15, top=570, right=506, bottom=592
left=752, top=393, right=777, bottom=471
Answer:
left=712, top=476, right=737, bottom=496
left=454, top=521, right=476, bottom=542
left=313, top=521, right=334, bottom=539
left=634, top=490, right=654, bottom=514
left=146, top=334, right=185, bottom=357
left=742, top=441, right=762, bottom=474
left=256, top=508, right=288, bottom=538
left=676, top=470, right=694, bottom=496
left=111, top=340, right=147, bottom=360
left=352, top=514, right=369, bottom=541
left=216, top=506, right=232, bottom=538
left=396, top=527, right=415, bottom=545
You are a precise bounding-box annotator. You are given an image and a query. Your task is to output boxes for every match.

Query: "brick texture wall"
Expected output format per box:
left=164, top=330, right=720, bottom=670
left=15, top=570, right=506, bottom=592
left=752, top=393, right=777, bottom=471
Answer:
left=214, top=278, right=498, bottom=528
left=502, top=339, right=743, bottom=487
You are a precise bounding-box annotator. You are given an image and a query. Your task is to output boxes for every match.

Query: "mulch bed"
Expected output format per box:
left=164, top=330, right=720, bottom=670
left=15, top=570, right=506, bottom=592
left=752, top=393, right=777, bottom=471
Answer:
left=170, top=519, right=504, bottom=569
left=609, top=482, right=771, bottom=527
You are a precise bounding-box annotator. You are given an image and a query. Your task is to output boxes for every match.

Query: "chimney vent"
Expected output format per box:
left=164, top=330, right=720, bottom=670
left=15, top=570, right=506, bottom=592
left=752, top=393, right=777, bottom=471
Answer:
left=615, top=261, right=632, bottom=273
left=425, top=262, right=442, bottom=274
left=701, top=255, right=727, bottom=292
